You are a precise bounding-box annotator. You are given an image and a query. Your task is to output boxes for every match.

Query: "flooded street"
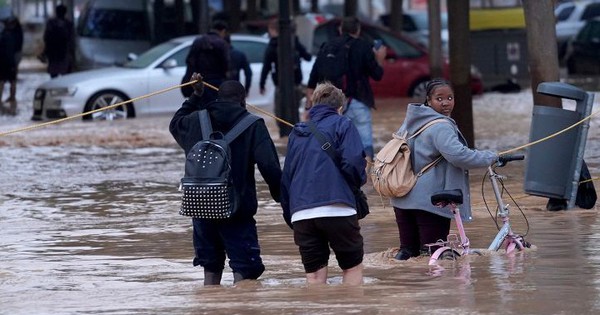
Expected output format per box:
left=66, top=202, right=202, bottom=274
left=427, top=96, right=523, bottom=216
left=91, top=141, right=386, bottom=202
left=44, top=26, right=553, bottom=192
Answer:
left=2, top=75, right=600, bottom=314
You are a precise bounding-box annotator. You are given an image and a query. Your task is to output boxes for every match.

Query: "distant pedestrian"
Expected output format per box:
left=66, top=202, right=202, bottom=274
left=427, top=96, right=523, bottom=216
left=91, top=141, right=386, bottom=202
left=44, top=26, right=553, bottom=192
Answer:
left=281, top=81, right=367, bottom=286
left=170, top=73, right=282, bottom=285
left=225, top=34, right=252, bottom=95
left=0, top=15, right=23, bottom=104
left=42, top=4, right=75, bottom=78
left=307, top=16, right=386, bottom=161
left=181, top=20, right=229, bottom=103
left=259, top=18, right=311, bottom=138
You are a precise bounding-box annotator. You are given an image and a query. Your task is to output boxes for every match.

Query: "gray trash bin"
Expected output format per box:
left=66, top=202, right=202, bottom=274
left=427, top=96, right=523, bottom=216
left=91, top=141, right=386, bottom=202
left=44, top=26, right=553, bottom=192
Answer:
left=524, top=82, right=594, bottom=207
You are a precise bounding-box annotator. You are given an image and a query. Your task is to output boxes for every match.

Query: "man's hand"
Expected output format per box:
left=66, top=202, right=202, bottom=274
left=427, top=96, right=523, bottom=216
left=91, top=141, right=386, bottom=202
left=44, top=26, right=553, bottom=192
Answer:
left=191, top=72, right=204, bottom=97
left=374, top=45, right=387, bottom=66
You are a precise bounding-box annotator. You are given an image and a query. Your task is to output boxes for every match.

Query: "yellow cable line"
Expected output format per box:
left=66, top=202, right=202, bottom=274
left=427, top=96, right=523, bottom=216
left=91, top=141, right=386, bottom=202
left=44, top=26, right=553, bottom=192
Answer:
left=499, top=105, right=600, bottom=155
left=0, top=80, right=292, bottom=137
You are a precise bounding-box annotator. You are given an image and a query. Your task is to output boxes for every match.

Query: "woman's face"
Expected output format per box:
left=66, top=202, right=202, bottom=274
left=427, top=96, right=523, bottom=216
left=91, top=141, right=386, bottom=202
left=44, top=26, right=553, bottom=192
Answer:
left=427, top=85, right=454, bottom=116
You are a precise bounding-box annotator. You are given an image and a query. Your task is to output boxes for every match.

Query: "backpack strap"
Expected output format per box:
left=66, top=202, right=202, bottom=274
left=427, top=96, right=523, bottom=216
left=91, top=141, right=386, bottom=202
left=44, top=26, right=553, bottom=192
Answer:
left=407, top=118, right=450, bottom=176
left=408, top=118, right=448, bottom=140
left=198, top=110, right=213, bottom=140
left=223, top=113, right=261, bottom=144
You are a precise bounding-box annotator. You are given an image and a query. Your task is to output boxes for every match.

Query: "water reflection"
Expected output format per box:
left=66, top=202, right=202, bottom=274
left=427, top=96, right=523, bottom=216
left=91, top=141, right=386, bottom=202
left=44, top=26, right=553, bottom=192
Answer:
left=1, top=95, right=600, bottom=314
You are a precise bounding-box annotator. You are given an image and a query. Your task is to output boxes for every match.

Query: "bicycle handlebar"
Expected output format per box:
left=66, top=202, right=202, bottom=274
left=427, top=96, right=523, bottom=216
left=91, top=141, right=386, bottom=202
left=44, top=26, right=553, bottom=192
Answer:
left=496, top=154, right=525, bottom=167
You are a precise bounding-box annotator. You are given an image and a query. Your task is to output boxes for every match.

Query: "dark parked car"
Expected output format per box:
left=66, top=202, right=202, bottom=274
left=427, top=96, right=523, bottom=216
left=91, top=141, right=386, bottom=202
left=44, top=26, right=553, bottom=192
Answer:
left=566, top=17, right=600, bottom=75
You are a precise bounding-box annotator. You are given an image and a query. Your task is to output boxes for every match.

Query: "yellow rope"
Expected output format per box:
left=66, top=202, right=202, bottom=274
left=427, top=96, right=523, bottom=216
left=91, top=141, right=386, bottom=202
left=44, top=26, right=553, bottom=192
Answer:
left=499, top=105, right=600, bottom=155
left=0, top=80, right=293, bottom=137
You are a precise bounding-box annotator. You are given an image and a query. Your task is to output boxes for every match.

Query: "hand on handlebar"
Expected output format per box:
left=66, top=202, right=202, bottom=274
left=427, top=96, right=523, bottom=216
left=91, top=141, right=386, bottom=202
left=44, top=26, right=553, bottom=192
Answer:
left=496, top=154, right=525, bottom=167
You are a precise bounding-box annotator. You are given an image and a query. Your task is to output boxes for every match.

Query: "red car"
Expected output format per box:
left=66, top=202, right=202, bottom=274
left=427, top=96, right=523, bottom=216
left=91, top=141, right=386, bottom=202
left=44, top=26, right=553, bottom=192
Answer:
left=300, top=16, right=483, bottom=98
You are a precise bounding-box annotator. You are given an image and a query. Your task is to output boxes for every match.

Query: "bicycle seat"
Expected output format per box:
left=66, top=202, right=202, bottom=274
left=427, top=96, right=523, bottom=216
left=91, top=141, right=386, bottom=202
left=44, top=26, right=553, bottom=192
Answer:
left=431, top=189, right=463, bottom=206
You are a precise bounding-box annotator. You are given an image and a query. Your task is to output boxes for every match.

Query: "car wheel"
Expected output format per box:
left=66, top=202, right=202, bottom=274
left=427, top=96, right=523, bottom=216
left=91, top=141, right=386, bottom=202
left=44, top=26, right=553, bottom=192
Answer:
left=410, top=79, right=429, bottom=98
left=83, top=91, right=133, bottom=121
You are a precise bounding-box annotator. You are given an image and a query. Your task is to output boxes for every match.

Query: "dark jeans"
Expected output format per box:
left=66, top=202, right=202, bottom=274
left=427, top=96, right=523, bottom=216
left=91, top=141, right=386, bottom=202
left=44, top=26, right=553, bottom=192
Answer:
left=192, top=216, right=265, bottom=280
left=393, top=207, right=451, bottom=255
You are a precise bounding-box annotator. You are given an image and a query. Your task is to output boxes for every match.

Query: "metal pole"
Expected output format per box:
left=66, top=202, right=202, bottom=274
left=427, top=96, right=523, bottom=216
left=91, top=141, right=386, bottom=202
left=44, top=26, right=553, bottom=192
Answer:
left=277, top=0, right=295, bottom=136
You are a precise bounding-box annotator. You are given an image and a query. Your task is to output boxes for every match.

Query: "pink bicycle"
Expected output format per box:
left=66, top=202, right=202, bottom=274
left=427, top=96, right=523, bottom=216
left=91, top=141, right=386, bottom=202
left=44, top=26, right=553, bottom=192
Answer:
left=426, top=154, right=531, bottom=265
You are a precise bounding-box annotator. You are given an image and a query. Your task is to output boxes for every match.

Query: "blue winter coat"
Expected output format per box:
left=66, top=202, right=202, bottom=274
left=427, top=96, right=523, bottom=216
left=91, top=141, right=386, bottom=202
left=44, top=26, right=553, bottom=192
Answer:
left=390, top=103, right=497, bottom=221
left=281, top=105, right=367, bottom=226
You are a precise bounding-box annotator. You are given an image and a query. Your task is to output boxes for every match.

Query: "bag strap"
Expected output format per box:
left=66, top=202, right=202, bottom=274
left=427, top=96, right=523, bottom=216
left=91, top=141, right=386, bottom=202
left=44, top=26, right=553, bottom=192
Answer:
left=408, top=118, right=448, bottom=140
left=198, top=110, right=213, bottom=140
left=408, top=118, right=450, bottom=176
left=306, top=120, right=360, bottom=192
left=306, top=121, right=337, bottom=161
left=223, top=113, right=261, bottom=144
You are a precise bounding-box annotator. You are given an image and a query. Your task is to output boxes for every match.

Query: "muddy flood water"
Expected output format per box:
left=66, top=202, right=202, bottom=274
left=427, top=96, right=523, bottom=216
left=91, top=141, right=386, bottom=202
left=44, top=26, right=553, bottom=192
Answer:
left=2, top=87, right=600, bottom=314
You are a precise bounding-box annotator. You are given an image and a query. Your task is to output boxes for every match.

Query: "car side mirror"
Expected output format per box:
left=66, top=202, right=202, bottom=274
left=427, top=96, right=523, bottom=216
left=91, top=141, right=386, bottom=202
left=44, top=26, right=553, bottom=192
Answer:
left=161, top=58, right=178, bottom=69
left=127, top=53, right=138, bottom=61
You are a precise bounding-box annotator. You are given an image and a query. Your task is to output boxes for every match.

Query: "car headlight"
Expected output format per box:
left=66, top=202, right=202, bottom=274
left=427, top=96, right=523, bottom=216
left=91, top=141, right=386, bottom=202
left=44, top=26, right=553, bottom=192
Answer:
left=48, top=87, right=77, bottom=97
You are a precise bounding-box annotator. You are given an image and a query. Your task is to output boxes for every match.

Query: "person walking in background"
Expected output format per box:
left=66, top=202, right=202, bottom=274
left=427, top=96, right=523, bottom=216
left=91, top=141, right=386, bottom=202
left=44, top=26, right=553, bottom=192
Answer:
left=225, top=35, right=252, bottom=96
left=42, top=4, right=75, bottom=78
left=281, top=82, right=366, bottom=286
left=0, top=15, right=23, bottom=105
left=306, top=16, right=385, bottom=162
left=181, top=20, right=229, bottom=103
left=391, top=79, right=498, bottom=261
left=170, top=73, right=282, bottom=285
left=259, top=18, right=311, bottom=138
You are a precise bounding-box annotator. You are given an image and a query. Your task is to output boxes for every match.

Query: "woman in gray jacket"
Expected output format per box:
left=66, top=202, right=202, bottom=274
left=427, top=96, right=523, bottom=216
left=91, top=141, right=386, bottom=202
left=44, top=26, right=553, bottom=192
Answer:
left=391, top=79, right=498, bottom=260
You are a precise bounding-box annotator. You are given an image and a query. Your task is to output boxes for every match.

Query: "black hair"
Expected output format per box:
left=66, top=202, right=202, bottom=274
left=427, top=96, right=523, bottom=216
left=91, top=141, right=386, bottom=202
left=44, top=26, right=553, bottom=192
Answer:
left=424, top=78, right=451, bottom=105
left=56, top=4, right=67, bottom=18
left=341, top=16, right=360, bottom=34
left=218, top=80, right=246, bottom=103
left=211, top=20, right=228, bottom=32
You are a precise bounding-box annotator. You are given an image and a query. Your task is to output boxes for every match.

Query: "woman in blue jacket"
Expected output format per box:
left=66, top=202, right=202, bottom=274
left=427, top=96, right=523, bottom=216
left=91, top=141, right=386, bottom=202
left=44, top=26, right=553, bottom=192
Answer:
left=281, top=82, right=367, bottom=285
left=391, top=79, right=498, bottom=260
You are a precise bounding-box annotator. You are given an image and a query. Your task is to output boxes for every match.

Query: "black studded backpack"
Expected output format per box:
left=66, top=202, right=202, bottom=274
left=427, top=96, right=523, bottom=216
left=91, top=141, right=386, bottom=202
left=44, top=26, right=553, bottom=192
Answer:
left=179, top=110, right=260, bottom=219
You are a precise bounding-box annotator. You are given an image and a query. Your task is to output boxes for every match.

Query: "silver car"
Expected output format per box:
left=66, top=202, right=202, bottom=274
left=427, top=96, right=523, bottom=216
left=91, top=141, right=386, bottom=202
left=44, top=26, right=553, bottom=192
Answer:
left=32, top=34, right=314, bottom=121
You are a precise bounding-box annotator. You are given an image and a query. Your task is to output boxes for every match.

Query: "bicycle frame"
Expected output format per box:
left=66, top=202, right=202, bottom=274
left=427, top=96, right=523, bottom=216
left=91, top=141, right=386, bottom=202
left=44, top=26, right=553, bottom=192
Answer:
left=486, top=165, right=526, bottom=253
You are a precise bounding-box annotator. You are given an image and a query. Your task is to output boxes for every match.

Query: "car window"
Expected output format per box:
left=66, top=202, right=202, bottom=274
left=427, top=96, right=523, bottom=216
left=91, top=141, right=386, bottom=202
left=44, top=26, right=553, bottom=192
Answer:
left=124, top=41, right=180, bottom=68
left=555, top=4, right=575, bottom=22
left=164, top=46, right=190, bottom=67
left=231, top=40, right=267, bottom=63
left=579, top=20, right=600, bottom=42
left=581, top=3, right=600, bottom=20
left=403, top=15, right=418, bottom=32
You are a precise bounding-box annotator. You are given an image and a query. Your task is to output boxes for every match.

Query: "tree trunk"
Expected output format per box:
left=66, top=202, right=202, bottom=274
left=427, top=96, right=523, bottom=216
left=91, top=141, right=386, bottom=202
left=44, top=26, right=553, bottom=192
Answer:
left=310, top=0, right=318, bottom=13
left=522, top=0, right=561, bottom=108
left=428, top=0, right=443, bottom=78
left=388, top=0, right=403, bottom=33
left=447, top=0, right=474, bottom=147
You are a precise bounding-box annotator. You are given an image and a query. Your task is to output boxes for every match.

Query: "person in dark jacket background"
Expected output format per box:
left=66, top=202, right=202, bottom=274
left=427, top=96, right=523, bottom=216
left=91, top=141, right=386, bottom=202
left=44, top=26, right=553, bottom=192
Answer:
left=0, top=15, right=23, bottom=104
left=259, top=18, right=311, bottom=138
left=181, top=20, right=230, bottom=102
left=225, top=34, right=252, bottom=95
left=306, top=16, right=385, bottom=161
left=42, top=4, right=75, bottom=78
left=281, top=81, right=366, bottom=286
left=170, top=73, right=282, bottom=285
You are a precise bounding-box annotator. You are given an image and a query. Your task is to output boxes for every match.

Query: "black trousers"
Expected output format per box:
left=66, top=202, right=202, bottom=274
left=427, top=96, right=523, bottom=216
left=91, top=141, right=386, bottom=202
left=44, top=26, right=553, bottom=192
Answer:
left=393, top=207, right=451, bottom=255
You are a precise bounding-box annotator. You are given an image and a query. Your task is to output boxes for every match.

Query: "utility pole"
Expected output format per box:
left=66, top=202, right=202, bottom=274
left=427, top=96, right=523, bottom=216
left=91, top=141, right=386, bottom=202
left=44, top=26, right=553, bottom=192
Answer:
left=428, top=0, right=443, bottom=78
left=278, top=0, right=296, bottom=135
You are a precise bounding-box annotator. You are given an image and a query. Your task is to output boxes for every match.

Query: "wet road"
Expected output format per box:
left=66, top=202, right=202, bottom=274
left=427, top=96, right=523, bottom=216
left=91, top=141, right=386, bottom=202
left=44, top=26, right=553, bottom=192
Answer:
left=1, top=76, right=600, bottom=314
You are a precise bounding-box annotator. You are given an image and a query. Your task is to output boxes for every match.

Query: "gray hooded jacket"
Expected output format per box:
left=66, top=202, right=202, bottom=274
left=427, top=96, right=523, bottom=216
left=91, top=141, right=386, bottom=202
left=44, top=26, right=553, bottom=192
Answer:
left=390, top=103, right=497, bottom=221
